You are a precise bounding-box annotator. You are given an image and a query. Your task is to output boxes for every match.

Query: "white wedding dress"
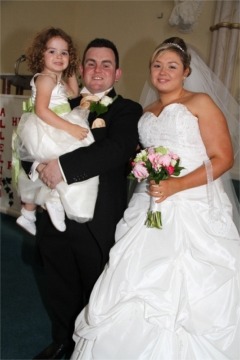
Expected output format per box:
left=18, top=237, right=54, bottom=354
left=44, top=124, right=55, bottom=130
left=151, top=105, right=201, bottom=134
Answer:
left=71, top=104, right=240, bottom=360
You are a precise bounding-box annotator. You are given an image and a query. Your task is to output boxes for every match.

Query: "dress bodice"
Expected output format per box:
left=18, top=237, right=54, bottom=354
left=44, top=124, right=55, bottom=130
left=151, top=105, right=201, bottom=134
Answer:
left=138, top=103, right=209, bottom=175
left=30, top=74, right=69, bottom=109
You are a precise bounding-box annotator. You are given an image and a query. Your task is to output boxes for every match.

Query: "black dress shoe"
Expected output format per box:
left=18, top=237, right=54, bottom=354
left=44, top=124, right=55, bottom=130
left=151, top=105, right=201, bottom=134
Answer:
left=33, top=342, right=73, bottom=359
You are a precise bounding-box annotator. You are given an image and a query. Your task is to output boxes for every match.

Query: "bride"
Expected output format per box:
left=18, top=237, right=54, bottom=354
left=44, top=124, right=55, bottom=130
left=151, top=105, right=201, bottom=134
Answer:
left=70, top=37, right=240, bottom=360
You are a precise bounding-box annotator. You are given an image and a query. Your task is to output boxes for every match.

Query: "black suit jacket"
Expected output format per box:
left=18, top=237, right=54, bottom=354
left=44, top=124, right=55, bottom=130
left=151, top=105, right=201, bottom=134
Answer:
left=61, top=88, right=142, bottom=257
left=22, top=89, right=142, bottom=259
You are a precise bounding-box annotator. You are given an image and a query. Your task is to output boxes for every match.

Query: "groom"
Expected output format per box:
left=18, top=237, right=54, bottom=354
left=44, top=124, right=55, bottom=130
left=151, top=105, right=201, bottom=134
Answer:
left=32, top=38, right=142, bottom=359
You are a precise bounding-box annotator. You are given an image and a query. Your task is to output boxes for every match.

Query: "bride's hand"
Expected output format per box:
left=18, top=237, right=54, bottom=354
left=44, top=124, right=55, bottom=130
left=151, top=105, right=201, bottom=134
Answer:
left=148, top=178, right=181, bottom=202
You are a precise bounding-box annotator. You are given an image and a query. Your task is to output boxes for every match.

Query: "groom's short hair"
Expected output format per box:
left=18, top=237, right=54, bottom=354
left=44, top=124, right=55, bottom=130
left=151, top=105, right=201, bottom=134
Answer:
left=82, top=38, right=119, bottom=69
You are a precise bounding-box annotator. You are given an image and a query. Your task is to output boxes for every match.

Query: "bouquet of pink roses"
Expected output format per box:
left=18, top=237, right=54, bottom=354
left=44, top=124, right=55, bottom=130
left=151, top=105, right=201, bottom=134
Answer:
left=129, top=146, right=184, bottom=229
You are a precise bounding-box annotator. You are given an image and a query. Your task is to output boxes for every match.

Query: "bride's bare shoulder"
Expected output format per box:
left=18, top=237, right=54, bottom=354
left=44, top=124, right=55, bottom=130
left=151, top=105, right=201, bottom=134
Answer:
left=184, top=91, right=212, bottom=104
left=183, top=91, right=218, bottom=116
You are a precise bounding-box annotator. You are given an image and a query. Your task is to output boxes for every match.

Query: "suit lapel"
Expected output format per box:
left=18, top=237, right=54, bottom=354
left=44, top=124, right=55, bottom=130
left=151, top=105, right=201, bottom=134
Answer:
left=68, top=95, right=81, bottom=110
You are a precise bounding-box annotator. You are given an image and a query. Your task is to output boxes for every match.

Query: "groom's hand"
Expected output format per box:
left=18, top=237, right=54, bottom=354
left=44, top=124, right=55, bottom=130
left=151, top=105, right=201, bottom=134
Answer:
left=39, top=159, right=63, bottom=189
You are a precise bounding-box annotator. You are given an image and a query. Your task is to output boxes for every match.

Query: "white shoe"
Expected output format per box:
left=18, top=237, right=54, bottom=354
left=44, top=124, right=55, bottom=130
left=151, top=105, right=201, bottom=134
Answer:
left=45, top=200, right=66, bottom=232
left=16, top=215, right=36, bottom=236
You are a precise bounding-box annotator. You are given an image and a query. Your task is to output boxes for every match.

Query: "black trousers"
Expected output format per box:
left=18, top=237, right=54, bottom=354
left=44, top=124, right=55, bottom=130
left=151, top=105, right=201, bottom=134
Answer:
left=36, top=209, right=103, bottom=344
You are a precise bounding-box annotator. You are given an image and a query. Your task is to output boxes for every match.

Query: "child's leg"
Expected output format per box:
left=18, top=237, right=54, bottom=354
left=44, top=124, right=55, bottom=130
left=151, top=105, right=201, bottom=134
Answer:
left=45, top=190, right=66, bottom=232
left=24, top=203, right=37, bottom=211
left=16, top=203, right=37, bottom=236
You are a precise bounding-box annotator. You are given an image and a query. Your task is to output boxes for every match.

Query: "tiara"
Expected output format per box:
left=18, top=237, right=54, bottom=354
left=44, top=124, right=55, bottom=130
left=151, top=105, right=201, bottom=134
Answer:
left=164, top=43, right=185, bottom=53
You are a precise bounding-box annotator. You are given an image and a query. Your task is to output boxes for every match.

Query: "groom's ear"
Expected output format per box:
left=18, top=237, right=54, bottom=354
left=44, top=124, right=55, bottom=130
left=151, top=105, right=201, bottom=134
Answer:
left=115, top=68, right=122, bottom=82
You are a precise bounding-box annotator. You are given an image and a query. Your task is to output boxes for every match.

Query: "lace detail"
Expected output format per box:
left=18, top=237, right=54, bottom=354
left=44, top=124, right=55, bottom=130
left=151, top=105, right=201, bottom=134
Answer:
left=138, top=104, right=208, bottom=174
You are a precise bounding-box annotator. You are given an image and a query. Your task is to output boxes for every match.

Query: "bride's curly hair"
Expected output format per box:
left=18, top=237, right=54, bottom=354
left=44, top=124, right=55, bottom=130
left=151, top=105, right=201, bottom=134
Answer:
left=150, top=36, right=192, bottom=76
left=25, top=27, right=79, bottom=77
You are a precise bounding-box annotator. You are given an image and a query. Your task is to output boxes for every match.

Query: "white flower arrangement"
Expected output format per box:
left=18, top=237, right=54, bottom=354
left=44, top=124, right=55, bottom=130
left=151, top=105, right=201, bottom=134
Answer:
left=90, top=95, right=117, bottom=116
left=80, top=94, right=117, bottom=116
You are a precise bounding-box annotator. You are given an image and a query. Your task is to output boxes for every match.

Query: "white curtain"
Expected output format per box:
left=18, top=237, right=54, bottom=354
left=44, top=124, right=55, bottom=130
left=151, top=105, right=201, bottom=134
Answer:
left=209, top=0, right=239, bottom=181
left=209, top=0, right=239, bottom=94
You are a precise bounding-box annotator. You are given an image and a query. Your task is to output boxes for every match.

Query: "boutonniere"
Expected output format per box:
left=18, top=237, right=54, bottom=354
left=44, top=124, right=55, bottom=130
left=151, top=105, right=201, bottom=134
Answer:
left=90, top=95, right=118, bottom=116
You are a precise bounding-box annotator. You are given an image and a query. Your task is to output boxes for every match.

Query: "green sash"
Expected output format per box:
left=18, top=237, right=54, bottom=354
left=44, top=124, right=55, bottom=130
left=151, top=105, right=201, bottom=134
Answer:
left=22, top=98, right=71, bottom=115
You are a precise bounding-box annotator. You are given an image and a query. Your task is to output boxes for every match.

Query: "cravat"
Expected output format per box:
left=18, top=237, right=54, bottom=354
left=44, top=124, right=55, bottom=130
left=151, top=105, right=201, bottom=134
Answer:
left=80, top=94, right=100, bottom=109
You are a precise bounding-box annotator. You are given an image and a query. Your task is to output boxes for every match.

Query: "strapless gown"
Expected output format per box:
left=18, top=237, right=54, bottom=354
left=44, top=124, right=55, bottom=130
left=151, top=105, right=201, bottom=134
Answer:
left=71, top=104, right=240, bottom=360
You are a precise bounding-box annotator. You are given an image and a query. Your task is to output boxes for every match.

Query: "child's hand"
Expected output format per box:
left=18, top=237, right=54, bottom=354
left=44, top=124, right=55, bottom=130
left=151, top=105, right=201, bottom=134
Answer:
left=68, top=124, right=89, bottom=140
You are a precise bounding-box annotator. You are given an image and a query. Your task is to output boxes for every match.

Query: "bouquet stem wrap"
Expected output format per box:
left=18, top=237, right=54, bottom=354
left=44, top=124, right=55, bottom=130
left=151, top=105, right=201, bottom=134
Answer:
left=145, top=196, right=162, bottom=229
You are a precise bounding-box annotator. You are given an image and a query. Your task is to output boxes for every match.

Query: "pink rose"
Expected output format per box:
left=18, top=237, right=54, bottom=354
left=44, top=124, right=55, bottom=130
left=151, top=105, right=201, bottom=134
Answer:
left=148, top=153, right=161, bottom=170
left=159, top=154, right=172, bottom=167
left=167, top=165, right=174, bottom=175
left=132, top=162, right=149, bottom=182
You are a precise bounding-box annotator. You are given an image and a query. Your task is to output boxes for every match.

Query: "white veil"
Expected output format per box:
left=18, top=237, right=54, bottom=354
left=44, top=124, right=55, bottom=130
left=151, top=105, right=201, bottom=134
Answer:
left=139, top=47, right=239, bottom=230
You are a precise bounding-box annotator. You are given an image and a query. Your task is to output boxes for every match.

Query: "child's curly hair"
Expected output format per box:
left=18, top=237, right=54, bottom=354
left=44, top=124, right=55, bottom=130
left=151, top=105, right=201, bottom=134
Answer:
left=25, top=27, right=79, bottom=77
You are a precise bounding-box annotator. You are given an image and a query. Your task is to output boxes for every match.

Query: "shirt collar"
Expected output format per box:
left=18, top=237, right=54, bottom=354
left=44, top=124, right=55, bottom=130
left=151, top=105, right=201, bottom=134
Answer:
left=80, top=86, right=113, bottom=99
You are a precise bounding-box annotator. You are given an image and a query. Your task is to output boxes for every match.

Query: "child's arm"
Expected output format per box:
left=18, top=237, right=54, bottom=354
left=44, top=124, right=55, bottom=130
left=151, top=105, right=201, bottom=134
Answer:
left=34, top=74, right=88, bottom=140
